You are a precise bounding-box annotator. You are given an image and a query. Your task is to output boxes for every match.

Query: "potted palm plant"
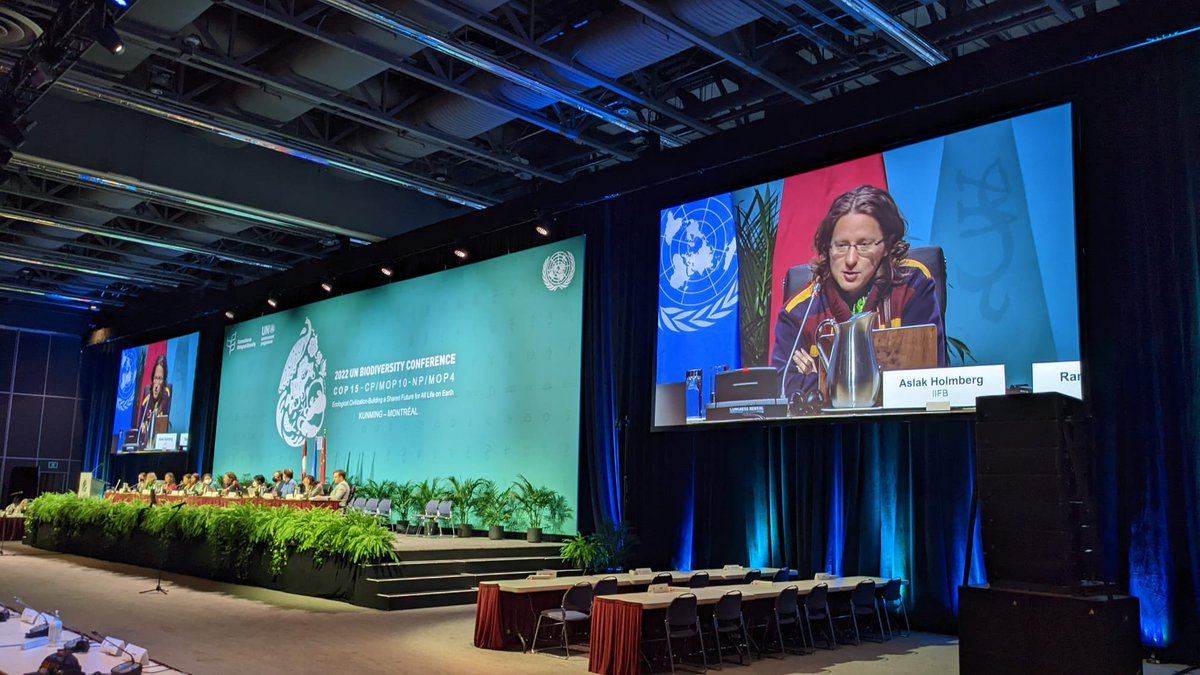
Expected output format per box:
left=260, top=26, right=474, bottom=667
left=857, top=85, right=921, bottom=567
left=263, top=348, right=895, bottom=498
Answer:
left=447, top=476, right=483, bottom=537
left=472, top=481, right=514, bottom=540
left=512, top=475, right=568, bottom=543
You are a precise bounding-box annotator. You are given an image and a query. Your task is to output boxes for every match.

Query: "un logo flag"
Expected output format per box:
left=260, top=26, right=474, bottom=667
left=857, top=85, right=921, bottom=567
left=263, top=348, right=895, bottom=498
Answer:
left=659, top=196, right=739, bottom=333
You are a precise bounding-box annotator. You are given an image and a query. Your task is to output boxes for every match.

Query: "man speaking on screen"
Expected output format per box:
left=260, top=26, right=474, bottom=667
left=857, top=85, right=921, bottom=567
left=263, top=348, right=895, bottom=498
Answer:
left=771, top=185, right=945, bottom=405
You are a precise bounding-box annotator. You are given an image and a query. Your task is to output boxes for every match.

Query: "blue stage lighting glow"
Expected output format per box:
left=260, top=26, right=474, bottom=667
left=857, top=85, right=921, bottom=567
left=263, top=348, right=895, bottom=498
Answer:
left=824, top=435, right=845, bottom=576
left=673, top=463, right=695, bottom=573
left=112, top=0, right=129, bottom=7
left=1130, top=512, right=1173, bottom=646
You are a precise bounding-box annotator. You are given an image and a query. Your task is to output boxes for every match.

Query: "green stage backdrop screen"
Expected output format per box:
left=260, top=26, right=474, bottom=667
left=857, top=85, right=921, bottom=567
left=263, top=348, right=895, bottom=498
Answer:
left=212, top=237, right=585, bottom=533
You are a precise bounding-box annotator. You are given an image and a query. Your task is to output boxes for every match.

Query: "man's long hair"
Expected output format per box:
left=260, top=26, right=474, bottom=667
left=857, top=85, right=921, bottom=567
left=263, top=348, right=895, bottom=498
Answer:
left=810, top=185, right=911, bottom=290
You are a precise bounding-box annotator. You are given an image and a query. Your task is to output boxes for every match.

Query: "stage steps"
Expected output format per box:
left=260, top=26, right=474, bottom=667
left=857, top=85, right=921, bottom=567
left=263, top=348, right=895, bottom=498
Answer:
left=354, top=540, right=577, bottom=610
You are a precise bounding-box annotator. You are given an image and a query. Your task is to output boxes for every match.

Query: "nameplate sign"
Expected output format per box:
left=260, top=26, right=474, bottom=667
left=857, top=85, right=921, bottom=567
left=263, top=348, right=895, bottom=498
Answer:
left=1032, top=361, right=1082, bottom=399
left=882, top=365, right=1006, bottom=409
left=20, top=609, right=37, bottom=625
left=153, top=433, right=178, bottom=451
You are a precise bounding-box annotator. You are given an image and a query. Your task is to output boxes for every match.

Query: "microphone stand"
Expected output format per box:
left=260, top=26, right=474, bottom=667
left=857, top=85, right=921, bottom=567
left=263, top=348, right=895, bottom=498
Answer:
left=139, top=501, right=184, bottom=595
left=0, top=491, right=25, bottom=557
left=89, top=631, right=143, bottom=675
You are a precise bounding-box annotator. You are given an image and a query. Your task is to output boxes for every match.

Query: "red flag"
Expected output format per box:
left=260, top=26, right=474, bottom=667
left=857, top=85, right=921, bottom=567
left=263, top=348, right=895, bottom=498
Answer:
left=767, top=155, right=890, bottom=357
left=319, top=432, right=327, bottom=486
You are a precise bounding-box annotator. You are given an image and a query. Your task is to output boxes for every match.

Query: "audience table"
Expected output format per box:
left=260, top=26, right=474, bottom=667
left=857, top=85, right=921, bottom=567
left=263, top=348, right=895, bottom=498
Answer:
left=474, top=567, right=779, bottom=651
left=0, top=604, right=181, bottom=673
left=588, top=575, right=888, bottom=675
left=105, top=493, right=341, bottom=510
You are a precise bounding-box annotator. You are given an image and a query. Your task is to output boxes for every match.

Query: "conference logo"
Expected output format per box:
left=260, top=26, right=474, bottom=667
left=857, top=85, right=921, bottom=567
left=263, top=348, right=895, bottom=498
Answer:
left=116, top=350, right=136, bottom=412
left=542, top=250, right=576, bottom=291
left=226, top=332, right=237, bottom=355
left=658, top=198, right=738, bottom=333
left=275, top=318, right=327, bottom=448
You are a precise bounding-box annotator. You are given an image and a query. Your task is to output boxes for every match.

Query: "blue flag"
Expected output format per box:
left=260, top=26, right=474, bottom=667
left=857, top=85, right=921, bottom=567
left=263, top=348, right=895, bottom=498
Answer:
left=656, top=194, right=741, bottom=394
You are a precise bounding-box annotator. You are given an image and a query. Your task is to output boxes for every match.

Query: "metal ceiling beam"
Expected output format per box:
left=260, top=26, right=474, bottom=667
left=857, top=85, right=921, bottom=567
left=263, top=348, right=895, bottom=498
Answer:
left=52, top=70, right=498, bottom=210
left=619, top=0, right=818, bottom=104
left=0, top=172, right=323, bottom=260
left=222, top=0, right=639, bottom=162
left=825, top=0, right=948, bottom=65
left=7, top=153, right=377, bottom=247
left=1045, top=0, right=1075, bottom=22
left=315, top=0, right=690, bottom=148
left=115, top=20, right=569, bottom=184
left=2, top=269, right=143, bottom=299
left=408, top=0, right=718, bottom=136
left=0, top=243, right=190, bottom=287
left=0, top=283, right=123, bottom=309
left=0, top=204, right=286, bottom=271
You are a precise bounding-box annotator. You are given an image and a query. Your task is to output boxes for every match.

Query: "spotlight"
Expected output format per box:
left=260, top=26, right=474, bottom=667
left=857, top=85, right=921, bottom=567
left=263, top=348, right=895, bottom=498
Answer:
left=89, top=304, right=98, bottom=311
left=535, top=225, right=549, bottom=237
left=380, top=266, right=393, bottom=277
left=453, top=248, right=468, bottom=259
left=96, top=25, right=125, bottom=55
left=320, top=281, right=333, bottom=293
left=112, top=0, right=129, bottom=7
left=266, top=297, right=278, bottom=308
left=224, top=310, right=235, bottom=320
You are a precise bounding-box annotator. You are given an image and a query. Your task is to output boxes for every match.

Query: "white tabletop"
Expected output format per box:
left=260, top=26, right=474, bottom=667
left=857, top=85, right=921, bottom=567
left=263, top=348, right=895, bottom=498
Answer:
left=0, top=606, right=182, bottom=674
left=484, top=567, right=782, bottom=594
left=597, top=576, right=889, bottom=611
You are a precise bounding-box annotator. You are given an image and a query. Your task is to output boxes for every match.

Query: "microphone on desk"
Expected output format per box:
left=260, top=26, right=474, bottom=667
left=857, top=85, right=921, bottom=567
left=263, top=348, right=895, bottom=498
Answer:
left=88, top=630, right=144, bottom=675
left=778, top=281, right=821, bottom=401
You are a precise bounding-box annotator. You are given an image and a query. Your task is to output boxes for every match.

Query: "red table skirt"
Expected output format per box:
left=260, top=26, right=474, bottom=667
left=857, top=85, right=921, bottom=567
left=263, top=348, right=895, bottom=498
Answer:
left=474, top=585, right=505, bottom=649
left=474, top=586, right=570, bottom=650
left=588, top=598, right=643, bottom=675
left=105, top=493, right=340, bottom=510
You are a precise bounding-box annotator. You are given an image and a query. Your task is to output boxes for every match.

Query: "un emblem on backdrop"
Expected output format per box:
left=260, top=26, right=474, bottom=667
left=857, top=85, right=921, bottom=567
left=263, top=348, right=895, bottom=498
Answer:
left=116, top=350, right=136, bottom=412
left=658, top=197, right=738, bottom=332
left=275, top=318, right=327, bottom=448
left=542, top=250, right=576, bottom=291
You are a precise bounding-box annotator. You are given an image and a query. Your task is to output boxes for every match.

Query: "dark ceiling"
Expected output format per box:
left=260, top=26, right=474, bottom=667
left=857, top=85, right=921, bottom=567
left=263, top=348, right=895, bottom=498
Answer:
left=0, top=0, right=1126, bottom=317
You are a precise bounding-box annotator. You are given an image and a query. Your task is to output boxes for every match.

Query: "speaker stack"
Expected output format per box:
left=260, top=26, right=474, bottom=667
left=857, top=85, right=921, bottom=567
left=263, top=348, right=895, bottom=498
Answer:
left=960, top=393, right=1141, bottom=675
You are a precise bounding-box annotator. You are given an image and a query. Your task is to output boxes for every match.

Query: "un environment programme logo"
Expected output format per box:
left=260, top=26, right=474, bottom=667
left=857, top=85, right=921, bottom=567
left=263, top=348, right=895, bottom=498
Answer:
left=658, top=198, right=738, bottom=333
left=275, top=318, right=327, bottom=448
left=116, top=351, right=136, bottom=412
left=542, top=250, right=576, bottom=291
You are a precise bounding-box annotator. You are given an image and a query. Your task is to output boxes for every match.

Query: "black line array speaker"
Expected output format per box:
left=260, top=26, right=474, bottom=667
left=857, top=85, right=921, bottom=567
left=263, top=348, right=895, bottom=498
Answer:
left=975, top=392, right=1102, bottom=593
left=958, top=585, right=1142, bottom=675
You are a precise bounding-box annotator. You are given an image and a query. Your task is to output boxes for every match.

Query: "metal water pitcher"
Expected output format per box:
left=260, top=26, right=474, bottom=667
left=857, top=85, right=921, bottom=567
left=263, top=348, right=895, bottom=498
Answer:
left=815, top=310, right=881, bottom=408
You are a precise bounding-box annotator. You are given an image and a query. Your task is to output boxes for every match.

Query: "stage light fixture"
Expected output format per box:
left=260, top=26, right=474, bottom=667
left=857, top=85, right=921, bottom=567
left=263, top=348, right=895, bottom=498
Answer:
left=320, top=281, right=333, bottom=292
left=267, top=297, right=278, bottom=308
left=381, top=266, right=394, bottom=277
left=96, top=25, right=125, bottom=55
left=535, top=225, right=550, bottom=237
left=89, top=304, right=98, bottom=311
left=224, top=310, right=235, bottom=320
left=111, top=0, right=129, bottom=7
left=453, top=248, right=468, bottom=259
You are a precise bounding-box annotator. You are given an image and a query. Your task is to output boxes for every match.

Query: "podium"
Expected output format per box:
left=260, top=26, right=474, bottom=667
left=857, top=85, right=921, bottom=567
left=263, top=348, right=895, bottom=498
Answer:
left=78, top=472, right=107, bottom=499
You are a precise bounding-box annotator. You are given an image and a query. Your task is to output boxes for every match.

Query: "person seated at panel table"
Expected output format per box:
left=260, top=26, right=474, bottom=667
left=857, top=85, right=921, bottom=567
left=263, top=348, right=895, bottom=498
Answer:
left=135, top=354, right=172, bottom=450
left=163, top=472, right=178, bottom=493
left=271, top=471, right=284, bottom=494
left=300, top=474, right=324, bottom=499
left=278, top=469, right=298, bottom=498
left=770, top=185, right=945, bottom=402
left=220, top=472, right=242, bottom=497
left=198, top=473, right=218, bottom=496
left=142, top=472, right=159, bottom=494
left=328, top=470, right=352, bottom=508
left=247, top=475, right=270, bottom=498
left=134, top=472, right=148, bottom=492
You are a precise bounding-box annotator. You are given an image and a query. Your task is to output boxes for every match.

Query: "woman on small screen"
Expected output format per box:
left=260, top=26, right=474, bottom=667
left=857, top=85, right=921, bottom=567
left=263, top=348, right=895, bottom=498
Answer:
left=771, top=185, right=945, bottom=401
left=136, top=355, right=172, bottom=449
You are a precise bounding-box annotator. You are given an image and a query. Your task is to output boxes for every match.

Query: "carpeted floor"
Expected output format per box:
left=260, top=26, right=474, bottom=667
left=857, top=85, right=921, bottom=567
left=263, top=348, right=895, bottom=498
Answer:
left=0, top=544, right=1174, bottom=675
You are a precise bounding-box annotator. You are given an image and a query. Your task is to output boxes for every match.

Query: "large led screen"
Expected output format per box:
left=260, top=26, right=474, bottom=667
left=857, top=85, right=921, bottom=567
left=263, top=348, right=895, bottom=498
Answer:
left=111, top=332, right=200, bottom=453
left=213, top=237, right=585, bottom=533
left=654, top=105, right=1080, bottom=427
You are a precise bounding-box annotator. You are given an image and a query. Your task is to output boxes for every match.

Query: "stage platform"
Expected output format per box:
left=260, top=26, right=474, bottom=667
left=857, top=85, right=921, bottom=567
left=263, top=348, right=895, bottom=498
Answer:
left=355, top=534, right=574, bottom=611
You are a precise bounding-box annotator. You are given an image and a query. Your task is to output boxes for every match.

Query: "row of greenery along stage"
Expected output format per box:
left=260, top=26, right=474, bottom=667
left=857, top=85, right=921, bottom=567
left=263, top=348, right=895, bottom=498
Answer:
left=24, top=493, right=397, bottom=603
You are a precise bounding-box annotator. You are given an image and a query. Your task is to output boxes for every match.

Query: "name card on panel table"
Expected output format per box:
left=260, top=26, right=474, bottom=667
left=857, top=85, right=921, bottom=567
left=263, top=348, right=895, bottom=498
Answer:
left=153, top=433, right=178, bottom=451
left=1032, top=361, right=1082, bottom=399
left=881, top=365, right=1006, bottom=409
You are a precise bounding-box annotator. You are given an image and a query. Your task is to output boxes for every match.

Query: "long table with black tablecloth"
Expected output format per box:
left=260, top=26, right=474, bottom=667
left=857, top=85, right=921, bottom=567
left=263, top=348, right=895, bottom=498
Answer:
left=105, top=492, right=341, bottom=510
left=473, top=567, right=779, bottom=651
left=588, top=575, right=889, bottom=675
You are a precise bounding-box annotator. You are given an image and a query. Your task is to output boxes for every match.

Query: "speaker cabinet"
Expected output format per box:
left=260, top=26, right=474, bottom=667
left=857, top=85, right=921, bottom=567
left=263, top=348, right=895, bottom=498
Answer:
left=959, top=586, right=1142, bottom=675
left=975, top=393, right=1100, bottom=593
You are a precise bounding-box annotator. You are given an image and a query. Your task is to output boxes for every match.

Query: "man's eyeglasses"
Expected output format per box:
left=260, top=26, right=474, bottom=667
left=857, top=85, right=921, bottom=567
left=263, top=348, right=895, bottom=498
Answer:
left=829, top=240, right=883, bottom=256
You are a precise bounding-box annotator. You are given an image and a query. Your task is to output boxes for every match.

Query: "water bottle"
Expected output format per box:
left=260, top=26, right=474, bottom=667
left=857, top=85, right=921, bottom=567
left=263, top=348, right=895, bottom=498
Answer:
left=47, top=610, right=62, bottom=645
left=685, top=369, right=704, bottom=421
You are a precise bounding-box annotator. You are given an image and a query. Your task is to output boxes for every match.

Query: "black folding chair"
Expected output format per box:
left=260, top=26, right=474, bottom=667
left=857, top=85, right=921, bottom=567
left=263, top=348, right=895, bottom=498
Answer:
left=652, top=572, right=675, bottom=586
left=771, top=567, right=790, bottom=583
left=664, top=593, right=707, bottom=673
left=832, top=579, right=883, bottom=645
left=709, top=590, right=750, bottom=669
left=803, top=583, right=836, bottom=650
left=759, top=585, right=804, bottom=658
left=878, top=578, right=910, bottom=638
left=688, top=571, right=710, bottom=588
left=595, top=575, right=619, bottom=597
left=531, top=581, right=594, bottom=659
left=742, top=569, right=761, bottom=583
